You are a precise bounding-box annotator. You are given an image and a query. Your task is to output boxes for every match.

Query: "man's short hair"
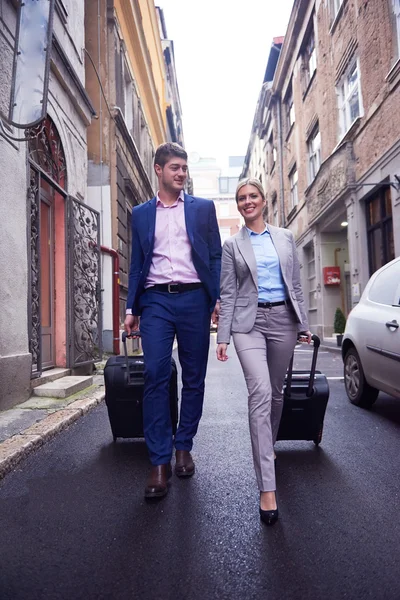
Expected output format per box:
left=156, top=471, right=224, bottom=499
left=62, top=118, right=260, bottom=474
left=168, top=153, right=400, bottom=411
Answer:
left=154, top=143, right=187, bottom=168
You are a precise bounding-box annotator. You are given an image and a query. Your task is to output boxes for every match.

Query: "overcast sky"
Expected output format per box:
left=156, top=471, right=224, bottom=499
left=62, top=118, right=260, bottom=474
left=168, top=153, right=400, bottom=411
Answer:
left=158, top=0, right=294, bottom=167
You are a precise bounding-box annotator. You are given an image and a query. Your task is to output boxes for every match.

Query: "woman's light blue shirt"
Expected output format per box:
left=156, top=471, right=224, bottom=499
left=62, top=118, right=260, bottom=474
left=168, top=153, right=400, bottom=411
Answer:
left=246, top=226, right=287, bottom=302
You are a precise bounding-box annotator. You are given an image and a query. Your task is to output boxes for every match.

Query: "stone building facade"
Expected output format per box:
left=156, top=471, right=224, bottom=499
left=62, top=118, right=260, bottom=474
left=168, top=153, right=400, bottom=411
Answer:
left=0, top=0, right=97, bottom=409
left=242, top=0, right=400, bottom=338
left=85, top=0, right=183, bottom=351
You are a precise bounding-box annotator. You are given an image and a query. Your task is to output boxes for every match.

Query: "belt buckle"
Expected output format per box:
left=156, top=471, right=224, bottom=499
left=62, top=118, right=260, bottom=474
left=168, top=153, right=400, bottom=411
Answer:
left=168, top=283, right=179, bottom=293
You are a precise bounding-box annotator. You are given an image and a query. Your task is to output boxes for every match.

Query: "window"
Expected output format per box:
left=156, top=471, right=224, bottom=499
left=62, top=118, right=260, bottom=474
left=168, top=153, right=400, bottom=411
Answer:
left=124, top=61, right=133, bottom=132
left=302, top=28, right=317, bottom=91
left=289, top=168, right=298, bottom=210
left=337, top=60, right=362, bottom=137
left=268, top=133, right=276, bottom=173
left=285, top=83, right=295, bottom=132
left=219, top=177, right=229, bottom=193
left=330, top=0, right=344, bottom=21
left=368, top=261, right=400, bottom=306
left=393, top=0, right=400, bottom=56
left=272, top=199, right=279, bottom=227
left=306, top=245, right=317, bottom=310
left=308, top=125, right=321, bottom=182
left=219, top=203, right=229, bottom=217
left=366, top=186, right=395, bottom=275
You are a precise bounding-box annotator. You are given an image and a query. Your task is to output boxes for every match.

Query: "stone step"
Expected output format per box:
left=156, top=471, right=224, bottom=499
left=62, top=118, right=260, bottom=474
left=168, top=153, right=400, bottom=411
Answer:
left=32, top=376, right=93, bottom=399
left=31, top=368, right=71, bottom=389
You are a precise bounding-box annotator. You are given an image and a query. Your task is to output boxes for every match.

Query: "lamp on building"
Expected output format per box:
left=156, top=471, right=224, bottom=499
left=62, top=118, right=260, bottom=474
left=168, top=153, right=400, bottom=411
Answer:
left=341, top=221, right=348, bottom=227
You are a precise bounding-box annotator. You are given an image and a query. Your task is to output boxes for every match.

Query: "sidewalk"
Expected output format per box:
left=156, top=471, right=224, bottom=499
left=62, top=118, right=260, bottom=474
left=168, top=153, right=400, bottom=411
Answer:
left=0, top=369, right=106, bottom=481
left=320, top=336, right=342, bottom=354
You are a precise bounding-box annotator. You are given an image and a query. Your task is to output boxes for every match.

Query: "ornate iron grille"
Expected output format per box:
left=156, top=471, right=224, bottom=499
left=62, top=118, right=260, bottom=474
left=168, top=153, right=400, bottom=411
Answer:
left=28, top=167, right=42, bottom=375
left=67, top=197, right=102, bottom=367
left=27, top=118, right=67, bottom=189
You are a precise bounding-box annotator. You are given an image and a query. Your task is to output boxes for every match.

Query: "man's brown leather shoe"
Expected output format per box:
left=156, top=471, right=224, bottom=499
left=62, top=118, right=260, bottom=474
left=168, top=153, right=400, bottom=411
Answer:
left=144, top=464, right=172, bottom=499
left=175, top=450, right=195, bottom=478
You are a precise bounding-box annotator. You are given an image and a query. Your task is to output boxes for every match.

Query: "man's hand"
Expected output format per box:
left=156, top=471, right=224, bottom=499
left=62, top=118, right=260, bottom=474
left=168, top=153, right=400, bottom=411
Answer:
left=211, top=300, right=220, bottom=325
left=124, top=314, right=140, bottom=337
left=298, top=330, right=312, bottom=344
left=216, top=343, right=228, bottom=361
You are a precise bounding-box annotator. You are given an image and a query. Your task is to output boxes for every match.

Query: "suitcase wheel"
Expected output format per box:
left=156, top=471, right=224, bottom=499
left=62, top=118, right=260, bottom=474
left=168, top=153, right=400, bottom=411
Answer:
left=313, top=428, right=323, bottom=446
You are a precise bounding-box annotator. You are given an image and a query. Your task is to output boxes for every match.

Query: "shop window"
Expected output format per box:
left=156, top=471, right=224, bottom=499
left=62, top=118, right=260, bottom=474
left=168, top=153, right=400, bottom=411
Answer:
left=306, top=244, right=317, bottom=310
left=366, top=186, right=394, bottom=275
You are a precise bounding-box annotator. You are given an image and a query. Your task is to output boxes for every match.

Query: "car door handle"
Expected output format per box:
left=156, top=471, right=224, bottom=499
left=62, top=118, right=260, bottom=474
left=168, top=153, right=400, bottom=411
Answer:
left=385, top=320, right=399, bottom=329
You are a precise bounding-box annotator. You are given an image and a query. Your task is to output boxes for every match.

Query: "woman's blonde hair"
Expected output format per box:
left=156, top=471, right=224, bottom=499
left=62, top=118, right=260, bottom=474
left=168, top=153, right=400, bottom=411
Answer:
left=235, top=178, right=266, bottom=203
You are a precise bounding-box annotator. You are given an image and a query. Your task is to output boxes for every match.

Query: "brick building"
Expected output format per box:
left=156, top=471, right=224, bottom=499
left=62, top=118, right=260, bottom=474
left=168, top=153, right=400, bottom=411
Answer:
left=242, top=0, right=400, bottom=338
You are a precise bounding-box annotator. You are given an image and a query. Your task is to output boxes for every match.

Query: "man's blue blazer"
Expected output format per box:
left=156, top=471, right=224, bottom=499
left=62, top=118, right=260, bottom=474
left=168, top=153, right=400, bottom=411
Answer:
left=126, top=194, right=222, bottom=315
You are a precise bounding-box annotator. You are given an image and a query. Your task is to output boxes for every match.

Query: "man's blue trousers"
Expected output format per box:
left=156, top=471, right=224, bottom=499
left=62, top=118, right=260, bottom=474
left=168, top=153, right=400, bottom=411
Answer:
left=139, top=287, right=211, bottom=465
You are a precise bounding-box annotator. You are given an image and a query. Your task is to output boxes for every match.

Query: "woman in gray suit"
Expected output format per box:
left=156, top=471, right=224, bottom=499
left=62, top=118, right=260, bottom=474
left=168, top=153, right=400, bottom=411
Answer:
left=216, top=178, right=311, bottom=526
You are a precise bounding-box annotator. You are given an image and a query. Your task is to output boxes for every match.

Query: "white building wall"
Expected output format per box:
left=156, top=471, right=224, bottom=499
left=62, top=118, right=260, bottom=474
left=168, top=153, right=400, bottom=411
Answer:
left=0, top=136, right=32, bottom=408
left=0, top=0, right=91, bottom=408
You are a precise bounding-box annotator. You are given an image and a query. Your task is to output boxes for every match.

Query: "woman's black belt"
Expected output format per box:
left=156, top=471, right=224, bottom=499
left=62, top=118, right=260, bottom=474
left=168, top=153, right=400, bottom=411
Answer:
left=257, top=300, right=287, bottom=308
left=149, top=282, right=204, bottom=294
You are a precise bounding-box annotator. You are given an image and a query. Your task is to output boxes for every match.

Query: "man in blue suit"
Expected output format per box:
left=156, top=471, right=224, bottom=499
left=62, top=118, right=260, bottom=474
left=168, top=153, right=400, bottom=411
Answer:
left=124, top=143, right=221, bottom=499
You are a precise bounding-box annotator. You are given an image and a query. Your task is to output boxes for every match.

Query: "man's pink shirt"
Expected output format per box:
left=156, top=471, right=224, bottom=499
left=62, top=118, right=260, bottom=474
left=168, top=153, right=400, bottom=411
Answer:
left=145, top=191, right=200, bottom=287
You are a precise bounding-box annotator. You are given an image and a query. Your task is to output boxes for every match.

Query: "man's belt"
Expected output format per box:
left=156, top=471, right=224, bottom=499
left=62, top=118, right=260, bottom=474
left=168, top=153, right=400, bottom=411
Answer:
left=149, top=282, right=204, bottom=294
left=257, top=300, right=287, bottom=308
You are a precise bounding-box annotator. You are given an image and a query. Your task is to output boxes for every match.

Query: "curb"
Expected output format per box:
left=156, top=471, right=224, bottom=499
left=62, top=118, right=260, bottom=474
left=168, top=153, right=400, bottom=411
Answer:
left=320, top=344, right=342, bottom=354
left=0, top=389, right=105, bottom=480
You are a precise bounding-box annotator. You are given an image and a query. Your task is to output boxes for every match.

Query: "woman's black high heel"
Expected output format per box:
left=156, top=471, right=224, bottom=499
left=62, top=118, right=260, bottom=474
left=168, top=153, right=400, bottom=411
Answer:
left=259, top=494, right=279, bottom=526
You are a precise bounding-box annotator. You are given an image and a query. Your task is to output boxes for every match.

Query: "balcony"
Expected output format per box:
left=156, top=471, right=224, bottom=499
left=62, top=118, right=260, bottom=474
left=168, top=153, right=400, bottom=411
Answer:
left=305, top=141, right=355, bottom=224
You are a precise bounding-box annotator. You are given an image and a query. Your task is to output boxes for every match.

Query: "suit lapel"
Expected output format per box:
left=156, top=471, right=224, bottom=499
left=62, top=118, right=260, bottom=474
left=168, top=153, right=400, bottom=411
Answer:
left=146, top=197, right=157, bottom=247
left=236, top=226, right=258, bottom=289
left=268, top=225, right=289, bottom=284
left=184, top=193, right=196, bottom=245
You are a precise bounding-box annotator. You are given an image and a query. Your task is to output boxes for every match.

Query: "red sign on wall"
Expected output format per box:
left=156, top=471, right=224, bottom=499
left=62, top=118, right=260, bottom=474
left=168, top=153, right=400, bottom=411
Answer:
left=323, top=266, right=341, bottom=285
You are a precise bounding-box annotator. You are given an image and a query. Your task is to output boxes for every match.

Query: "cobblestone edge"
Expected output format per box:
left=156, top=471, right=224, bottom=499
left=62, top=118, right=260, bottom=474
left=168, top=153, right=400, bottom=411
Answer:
left=0, top=389, right=105, bottom=480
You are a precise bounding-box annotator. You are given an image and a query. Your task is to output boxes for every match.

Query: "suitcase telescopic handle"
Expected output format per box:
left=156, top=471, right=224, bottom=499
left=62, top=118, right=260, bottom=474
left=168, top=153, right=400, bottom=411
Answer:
left=121, top=330, right=141, bottom=385
left=286, top=334, right=320, bottom=398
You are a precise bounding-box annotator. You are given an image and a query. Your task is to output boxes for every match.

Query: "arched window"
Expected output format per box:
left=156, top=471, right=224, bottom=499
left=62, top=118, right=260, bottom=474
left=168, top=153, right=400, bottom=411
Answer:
left=28, top=117, right=67, bottom=189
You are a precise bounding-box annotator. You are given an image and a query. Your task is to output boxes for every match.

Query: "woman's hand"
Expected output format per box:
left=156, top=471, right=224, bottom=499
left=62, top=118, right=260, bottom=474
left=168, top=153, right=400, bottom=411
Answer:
left=298, top=330, right=313, bottom=344
left=216, top=343, right=228, bottom=361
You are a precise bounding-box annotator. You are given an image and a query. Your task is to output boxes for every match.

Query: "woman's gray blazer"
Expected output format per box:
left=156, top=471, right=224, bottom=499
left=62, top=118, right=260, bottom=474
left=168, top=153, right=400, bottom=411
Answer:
left=217, top=225, right=310, bottom=344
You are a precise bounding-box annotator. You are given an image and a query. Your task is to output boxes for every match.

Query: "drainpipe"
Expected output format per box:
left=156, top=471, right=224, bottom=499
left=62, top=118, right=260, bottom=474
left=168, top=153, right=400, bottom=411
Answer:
left=276, top=93, right=285, bottom=227
left=100, top=245, right=120, bottom=355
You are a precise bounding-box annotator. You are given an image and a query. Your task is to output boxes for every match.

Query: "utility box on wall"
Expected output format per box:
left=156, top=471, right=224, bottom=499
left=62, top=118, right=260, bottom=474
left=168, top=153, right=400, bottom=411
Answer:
left=323, top=266, right=341, bottom=285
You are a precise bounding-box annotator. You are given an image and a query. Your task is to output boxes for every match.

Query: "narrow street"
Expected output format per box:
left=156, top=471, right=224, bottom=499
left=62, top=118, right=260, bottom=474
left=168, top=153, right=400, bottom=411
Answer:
left=1, top=337, right=399, bottom=600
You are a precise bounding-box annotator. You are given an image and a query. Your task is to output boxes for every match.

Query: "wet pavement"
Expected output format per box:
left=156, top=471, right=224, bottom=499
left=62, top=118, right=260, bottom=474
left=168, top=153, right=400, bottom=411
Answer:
left=1, top=335, right=399, bottom=600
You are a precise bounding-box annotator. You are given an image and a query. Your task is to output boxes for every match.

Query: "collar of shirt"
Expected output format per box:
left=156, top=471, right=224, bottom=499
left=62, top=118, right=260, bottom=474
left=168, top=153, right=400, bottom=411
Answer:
left=156, top=190, right=185, bottom=207
left=246, top=224, right=270, bottom=237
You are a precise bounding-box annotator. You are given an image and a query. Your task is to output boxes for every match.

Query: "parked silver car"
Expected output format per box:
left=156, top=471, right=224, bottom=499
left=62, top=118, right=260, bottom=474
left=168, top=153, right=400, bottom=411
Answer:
left=342, top=256, right=400, bottom=407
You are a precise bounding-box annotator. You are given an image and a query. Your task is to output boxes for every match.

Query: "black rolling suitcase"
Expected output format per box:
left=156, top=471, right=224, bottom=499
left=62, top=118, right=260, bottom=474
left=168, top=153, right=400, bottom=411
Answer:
left=277, top=334, right=330, bottom=446
left=104, top=332, right=178, bottom=441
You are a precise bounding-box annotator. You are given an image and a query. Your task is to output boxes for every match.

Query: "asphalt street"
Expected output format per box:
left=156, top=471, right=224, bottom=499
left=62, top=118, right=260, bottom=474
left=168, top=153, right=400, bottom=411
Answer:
left=1, top=336, right=399, bottom=600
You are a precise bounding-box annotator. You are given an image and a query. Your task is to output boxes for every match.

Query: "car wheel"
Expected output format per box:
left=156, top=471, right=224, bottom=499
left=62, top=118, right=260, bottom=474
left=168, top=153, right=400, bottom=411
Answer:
left=344, top=347, right=379, bottom=408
